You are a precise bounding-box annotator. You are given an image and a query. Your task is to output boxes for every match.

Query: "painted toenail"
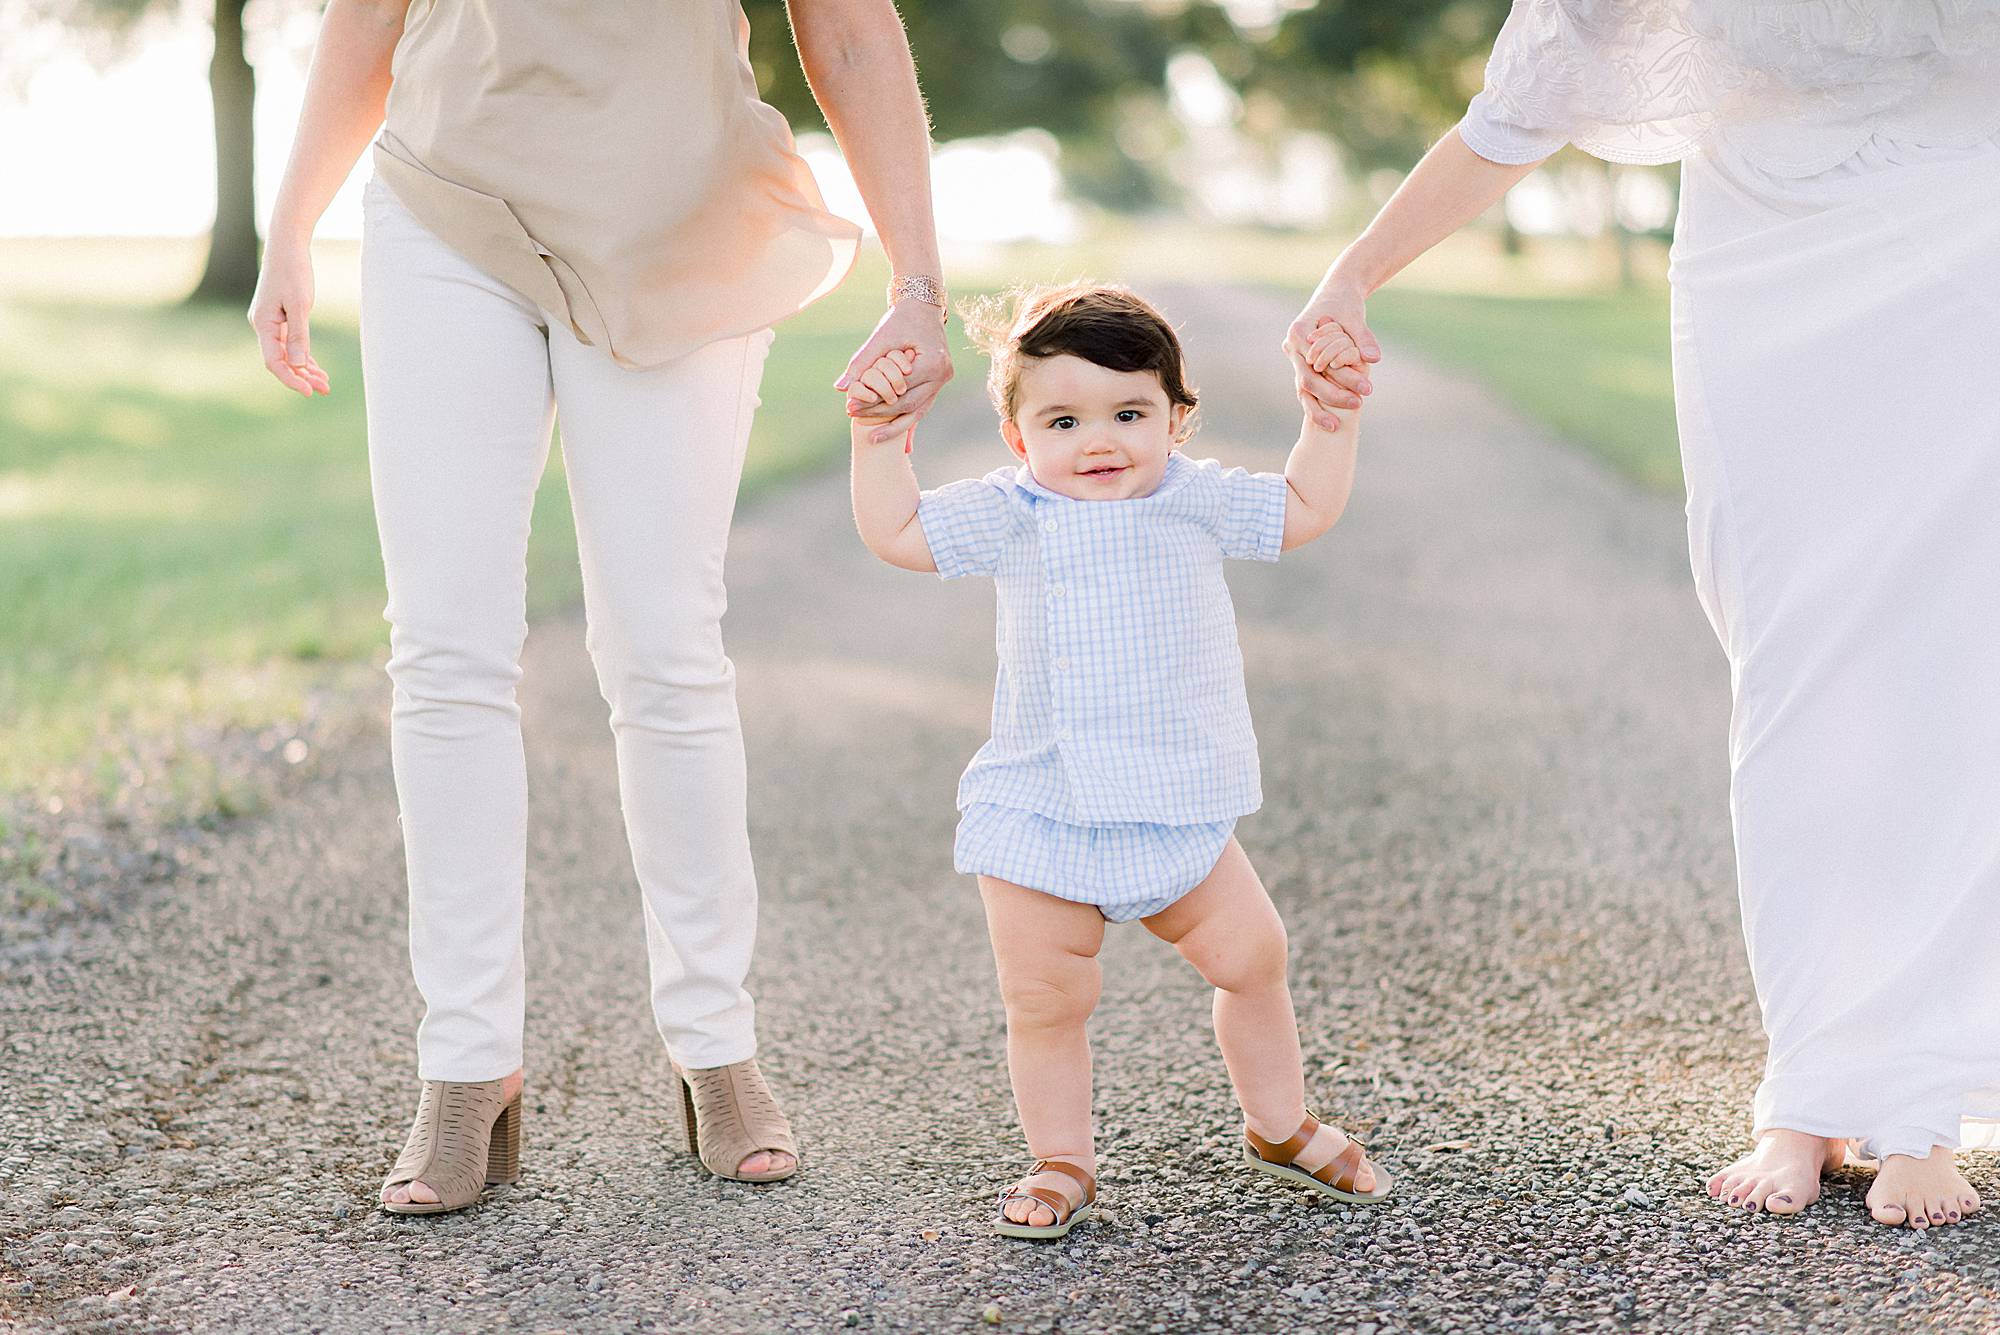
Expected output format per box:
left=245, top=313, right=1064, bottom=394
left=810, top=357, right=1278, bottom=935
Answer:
left=1773, top=1195, right=1791, bottom=1205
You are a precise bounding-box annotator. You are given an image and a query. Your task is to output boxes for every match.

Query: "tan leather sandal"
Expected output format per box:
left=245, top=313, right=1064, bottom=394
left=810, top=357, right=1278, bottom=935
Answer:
left=379, top=1078, right=521, bottom=1215
left=673, top=1057, right=799, bottom=1183
left=1245, top=1110, right=1392, bottom=1203
left=995, top=1158, right=1096, bottom=1240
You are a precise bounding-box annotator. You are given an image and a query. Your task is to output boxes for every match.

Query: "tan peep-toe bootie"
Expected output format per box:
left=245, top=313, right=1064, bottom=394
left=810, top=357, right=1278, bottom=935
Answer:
left=673, top=1057, right=799, bottom=1183
left=379, top=1078, right=521, bottom=1215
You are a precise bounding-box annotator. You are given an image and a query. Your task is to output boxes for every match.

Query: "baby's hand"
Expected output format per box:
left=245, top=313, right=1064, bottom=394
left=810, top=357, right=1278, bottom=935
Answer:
left=1304, top=320, right=1365, bottom=377
left=846, top=347, right=919, bottom=419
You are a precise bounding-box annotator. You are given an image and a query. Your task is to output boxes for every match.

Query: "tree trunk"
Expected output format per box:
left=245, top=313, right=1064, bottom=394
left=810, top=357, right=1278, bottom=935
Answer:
left=188, top=0, right=258, bottom=305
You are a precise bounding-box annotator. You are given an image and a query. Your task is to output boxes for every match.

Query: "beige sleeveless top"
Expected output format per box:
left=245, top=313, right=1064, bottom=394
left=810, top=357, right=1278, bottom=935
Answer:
left=371, top=0, right=861, bottom=369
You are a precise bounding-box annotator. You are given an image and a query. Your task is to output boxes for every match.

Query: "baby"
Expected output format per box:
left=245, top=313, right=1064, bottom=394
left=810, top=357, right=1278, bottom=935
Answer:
left=847, top=282, right=1389, bottom=1238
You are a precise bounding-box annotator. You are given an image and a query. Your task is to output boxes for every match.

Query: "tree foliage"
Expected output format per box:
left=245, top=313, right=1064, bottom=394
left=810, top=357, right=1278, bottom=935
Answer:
left=743, top=0, right=1226, bottom=142
left=744, top=0, right=1509, bottom=168
left=11, top=0, right=1519, bottom=300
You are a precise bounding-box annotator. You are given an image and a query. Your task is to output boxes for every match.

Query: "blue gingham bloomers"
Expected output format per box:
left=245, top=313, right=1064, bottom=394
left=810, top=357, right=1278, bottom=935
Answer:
left=917, top=451, right=1289, bottom=916
left=952, top=804, right=1237, bottom=922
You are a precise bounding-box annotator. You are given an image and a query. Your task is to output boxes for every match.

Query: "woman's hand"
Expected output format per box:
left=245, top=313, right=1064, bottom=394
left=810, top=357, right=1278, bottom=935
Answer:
left=249, top=237, right=331, bottom=397
left=839, top=298, right=953, bottom=443
left=1283, top=280, right=1380, bottom=429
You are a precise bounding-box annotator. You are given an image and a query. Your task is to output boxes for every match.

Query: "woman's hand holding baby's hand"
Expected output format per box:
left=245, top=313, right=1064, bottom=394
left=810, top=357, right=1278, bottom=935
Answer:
left=848, top=348, right=918, bottom=422
left=1285, top=284, right=1379, bottom=427
left=838, top=299, right=954, bottom=443
left=1304, top=322, right=1364, bottom=377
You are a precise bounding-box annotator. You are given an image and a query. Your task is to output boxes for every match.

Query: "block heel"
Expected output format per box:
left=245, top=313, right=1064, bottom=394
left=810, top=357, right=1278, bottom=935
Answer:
left=485, top=1094, right=522, bottom=1185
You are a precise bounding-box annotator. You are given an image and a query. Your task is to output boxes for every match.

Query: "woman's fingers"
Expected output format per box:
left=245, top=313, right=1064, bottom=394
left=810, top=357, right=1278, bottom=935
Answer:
left=862, top=365, right=945, bottom=440
left=1297, top=363, right=1362, bottom=419
left=287, top=311, right=315, bottom=382
left=1322, top=361, right=1370, bottom=394
left=251, top=289, right=328, bottom=396
left=1351, top=315, right=1383, bottom=364
left=256, top=315, right=316, bottom=396
left=863, top=409, right=922, bottom=447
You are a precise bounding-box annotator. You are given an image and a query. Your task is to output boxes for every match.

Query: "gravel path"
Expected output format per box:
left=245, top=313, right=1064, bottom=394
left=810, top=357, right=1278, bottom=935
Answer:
left=2, top=285, right=1994, bottom=1335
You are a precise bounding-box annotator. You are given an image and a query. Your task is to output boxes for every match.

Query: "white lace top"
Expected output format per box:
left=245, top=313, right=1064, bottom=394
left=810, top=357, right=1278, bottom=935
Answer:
left=1459, top=0, right=2000, bottom=176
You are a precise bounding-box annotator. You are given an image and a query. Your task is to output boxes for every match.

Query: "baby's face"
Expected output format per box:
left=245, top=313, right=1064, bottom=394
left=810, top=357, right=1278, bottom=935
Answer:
left=1002, top=355, right=1188, bottom=501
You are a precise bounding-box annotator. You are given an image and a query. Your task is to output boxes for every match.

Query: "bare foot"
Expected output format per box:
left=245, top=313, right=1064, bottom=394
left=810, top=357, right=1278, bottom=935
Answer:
left=1706, top=1129, right=1845, bottom=1215
left=999, top=1154, right=1095, bottom=1230
left=1866, top=1145, right=1982, bottom=1229
left=381, top=1069, right=525, bottom=1208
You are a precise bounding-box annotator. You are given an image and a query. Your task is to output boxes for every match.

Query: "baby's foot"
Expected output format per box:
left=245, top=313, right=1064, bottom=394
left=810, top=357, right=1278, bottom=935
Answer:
left=997, top=1155, right=1094, bottom=1230
left=1705, top=1129, right=1845, bottom=1215
left=1866, top=1146, right=1981, bottom=1229
left=1263, top=1118, right=1380, bottom=1195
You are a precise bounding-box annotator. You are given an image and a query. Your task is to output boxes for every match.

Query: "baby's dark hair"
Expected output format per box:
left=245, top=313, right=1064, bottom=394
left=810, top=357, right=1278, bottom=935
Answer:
left=961, top=282, right=1199, bottom=441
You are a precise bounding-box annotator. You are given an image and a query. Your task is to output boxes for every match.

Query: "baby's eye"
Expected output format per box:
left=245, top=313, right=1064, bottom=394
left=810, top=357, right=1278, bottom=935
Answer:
left=1116, top=410, right=1144, bottom=423
left=1049, top=416, right=1077, bottom=430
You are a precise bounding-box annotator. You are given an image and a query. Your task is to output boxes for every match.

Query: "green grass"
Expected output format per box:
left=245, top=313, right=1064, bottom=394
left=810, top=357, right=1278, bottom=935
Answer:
left=0, top=240, right=897, bottom=797
left=1369, top=282, right=1677, bottom=490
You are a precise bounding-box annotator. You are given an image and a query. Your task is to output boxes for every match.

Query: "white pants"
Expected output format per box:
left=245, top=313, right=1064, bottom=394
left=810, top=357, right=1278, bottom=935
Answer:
left=360, top=174, right=774, bottom=1081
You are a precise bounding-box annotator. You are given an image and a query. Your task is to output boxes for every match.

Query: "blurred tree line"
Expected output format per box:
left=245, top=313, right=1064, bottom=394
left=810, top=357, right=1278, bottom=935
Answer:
left=19, top=0, right=1513, bottom=302
left=745, top=0, right=1511, bottom=179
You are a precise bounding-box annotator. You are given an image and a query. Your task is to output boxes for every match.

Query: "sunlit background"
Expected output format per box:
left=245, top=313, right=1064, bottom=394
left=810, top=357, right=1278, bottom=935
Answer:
left=0, top=0, right=1676, bottom=893
left=0, top=0, right=1680, bottom=243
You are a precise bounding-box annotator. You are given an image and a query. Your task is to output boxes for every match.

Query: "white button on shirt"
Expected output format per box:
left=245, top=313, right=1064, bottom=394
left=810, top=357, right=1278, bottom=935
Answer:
left=915, top=452, right=1290, bottom=826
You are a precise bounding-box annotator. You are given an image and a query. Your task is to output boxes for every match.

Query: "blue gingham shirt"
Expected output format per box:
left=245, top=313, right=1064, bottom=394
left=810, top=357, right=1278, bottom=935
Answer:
left=916, top=451, right=1290, bottom=825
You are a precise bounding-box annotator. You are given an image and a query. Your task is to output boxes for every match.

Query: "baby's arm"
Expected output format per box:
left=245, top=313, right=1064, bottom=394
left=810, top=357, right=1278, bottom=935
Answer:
left=1280, top=323, right=1364, bottom=551
left=849, top=349, right=938, bottom=573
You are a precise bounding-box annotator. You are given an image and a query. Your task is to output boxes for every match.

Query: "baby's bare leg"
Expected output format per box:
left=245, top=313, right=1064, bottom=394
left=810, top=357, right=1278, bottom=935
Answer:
left=1143, top=840, right=1302, bottom=1132
left=979, top=875, right=1105, bottom=1227
left=1144, top=839, right=1378, bottom=1191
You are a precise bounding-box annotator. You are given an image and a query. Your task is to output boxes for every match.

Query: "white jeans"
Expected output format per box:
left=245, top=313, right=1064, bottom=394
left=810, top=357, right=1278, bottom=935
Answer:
left=360, top=175, right=773, bottom=1081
